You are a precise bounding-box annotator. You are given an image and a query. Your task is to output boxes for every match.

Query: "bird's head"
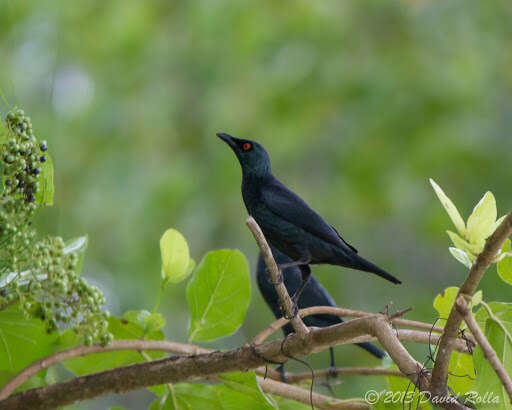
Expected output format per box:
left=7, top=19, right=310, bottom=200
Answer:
left=217, top=133, right=272, bottom=177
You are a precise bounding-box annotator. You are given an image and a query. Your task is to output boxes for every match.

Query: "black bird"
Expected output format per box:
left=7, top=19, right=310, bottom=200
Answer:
left=218, top=132, right=400, bottom=304
left=257, top=248, right=385, bottom=379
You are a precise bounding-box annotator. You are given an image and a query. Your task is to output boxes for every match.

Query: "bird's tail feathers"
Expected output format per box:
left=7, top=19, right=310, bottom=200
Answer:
left=342, top=253, right=401, bottom=284
left=356, top=342, right=386, bottom=359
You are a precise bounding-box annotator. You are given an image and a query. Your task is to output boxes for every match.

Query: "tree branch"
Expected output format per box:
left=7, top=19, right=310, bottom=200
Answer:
left=246, top=216, right=310, bottom=339
left=253, top=305, right=447, bottom=344
left=430, top=211, right=512, bottom=403
left=0, top=313, right=470, bottom=410
left=285, top=367, right=405, bottom=383
left=257, top=377, right=369, bottom=409
left=455, top=295, right=512, bottom=404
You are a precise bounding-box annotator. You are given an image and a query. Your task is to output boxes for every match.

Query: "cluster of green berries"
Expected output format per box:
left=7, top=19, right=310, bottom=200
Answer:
left=0, top=109, right=112, bottom=345
left=3, top=109, right=47, bottom=204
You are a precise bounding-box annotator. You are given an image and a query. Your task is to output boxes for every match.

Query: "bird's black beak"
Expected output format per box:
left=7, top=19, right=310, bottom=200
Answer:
left=216, top=132, right=237, bottom=150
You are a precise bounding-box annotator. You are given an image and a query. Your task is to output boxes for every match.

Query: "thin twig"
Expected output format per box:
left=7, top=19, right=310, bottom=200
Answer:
left=456, top=295, right=512, bottom=404
left=257, top=377, right=369, bottom=409
left=0, top=339, right=209, bottom=400
left=252, top=305, right=458, bottom=344
left=246, top=216, right=310, bottom=339
left=285, top=367, right=406, bottom=383
left=430, top=211, right=512, bottom=404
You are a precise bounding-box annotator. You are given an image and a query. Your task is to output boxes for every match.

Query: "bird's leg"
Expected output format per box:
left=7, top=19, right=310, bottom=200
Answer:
left=265, top=268, right=283, bottom=286
left=328, top=347, right=338, bottom=378
left=290, top=264, right=312, bottom=306
left=277, top=259, right=309, bottom=270
left=276, top=363, right=288, bottom=383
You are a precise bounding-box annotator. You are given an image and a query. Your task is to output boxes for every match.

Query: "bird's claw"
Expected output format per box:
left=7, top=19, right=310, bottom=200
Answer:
left=328, top=365, right=338, bottom=378
left=276, top=364, right=288, bottom=383
left=283, top=303, right=299, bottom=320
left=267, top=274, right=283, bottom=286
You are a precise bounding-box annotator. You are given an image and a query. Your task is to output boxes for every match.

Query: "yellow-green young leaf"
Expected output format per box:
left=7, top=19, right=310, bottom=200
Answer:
left=434, top=287, right=482, bottom=322
left=449, top=247, right=473, bottom=269
left=466, top=191, right=497, bottom=245
left=430, top=178, right=466, bottom=236
left=160, top=229, right=190, bottom=283
left=498, top=239, right=512, bottom=286
left=472, top=290, right=483, bottom=308
left=434, top=287, right=459, bottom=320
left=495, top=215, right=507, bottom=232
left=446, top=231, right=481, bottom=255
left=187, top=249, right=250, bottom=341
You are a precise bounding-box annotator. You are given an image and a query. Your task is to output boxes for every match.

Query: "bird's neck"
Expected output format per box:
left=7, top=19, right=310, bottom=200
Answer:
left=241, top=166, right=272, bottom=181
left=241, top=172, right=273, bottom=210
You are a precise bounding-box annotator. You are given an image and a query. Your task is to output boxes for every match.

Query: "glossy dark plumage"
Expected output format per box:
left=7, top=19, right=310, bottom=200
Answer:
left=256, top=248, right=386, bottom=362
left=218, top=132, right=401, bottom=302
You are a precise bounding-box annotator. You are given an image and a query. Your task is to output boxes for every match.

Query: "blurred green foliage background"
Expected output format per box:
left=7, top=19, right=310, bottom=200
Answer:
left=1, top=0, right=512, bottom=408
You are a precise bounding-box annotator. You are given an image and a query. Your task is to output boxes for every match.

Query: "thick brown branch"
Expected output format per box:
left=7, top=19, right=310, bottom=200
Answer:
left=246, top=216, right=310, bottom=339
left=456, top=295, right=512, bottom=404
left=430, top=211, right=512, bottom=403
left=0, top=314, right=468, bottom=410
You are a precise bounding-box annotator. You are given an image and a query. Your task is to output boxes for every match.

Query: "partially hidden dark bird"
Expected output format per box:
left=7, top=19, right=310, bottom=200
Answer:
left=257, top=247, right=385, bottom=379
left=217, top=132, right=401, bottom=304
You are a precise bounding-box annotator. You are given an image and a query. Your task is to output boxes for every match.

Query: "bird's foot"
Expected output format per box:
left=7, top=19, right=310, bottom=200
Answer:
left=283, top=302, right=299, bottom=320
left=276, top=364, right=288, bottom=383
left=328, top=365, right=338, bottom=379
left=267, top=274, right=283, bottom=286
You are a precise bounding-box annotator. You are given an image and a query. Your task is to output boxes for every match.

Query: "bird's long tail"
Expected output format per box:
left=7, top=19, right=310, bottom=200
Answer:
left=341, top=253, right=401, bottom=284
left=356, top=342, right=386, bottom=359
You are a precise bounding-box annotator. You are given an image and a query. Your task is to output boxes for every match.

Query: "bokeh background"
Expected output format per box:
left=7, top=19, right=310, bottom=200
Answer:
left=1, top=0, right=512, bottom=408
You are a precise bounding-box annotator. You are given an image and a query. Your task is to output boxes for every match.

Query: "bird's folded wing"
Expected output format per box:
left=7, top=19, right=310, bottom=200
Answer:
left=262, top=179, right=358, bottom=254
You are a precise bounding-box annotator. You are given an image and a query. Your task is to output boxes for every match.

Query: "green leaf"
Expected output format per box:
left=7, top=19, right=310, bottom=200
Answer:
left=466, top=191, right=497, bottom=245
left=63, top=235, right=88, bottom=273
left=160, top=228, right=191, bottom=283
left=152, top=384, right=221, bottom=410
left=0, top=303, right=59, bottom=375
left=498, top=239, right=512, bottom=285
left=0, top=368, right=48, bottom=394
left=430, top=178, right=466, bottom=236
left=34, top=152, right=54, bottom=206
left=60, top=310, right=166, bottom=375
left=220, top=372, right=273, bottom=408
left=378, top=357, right=432, bottom=409
left=0, top=160, right=4, bottom=195
left=122, top=310, right=165, bottom=335
left=474, top=302, right=512, bottom=330
left=449, top=247, right=473, bottom=269
left=473, top=319, right=512, bottom=410
left=187, top=249, right=250, bottom=342
left=447, top=231, right=482, bottom=255
left=446, top=350, right=475, bottom=396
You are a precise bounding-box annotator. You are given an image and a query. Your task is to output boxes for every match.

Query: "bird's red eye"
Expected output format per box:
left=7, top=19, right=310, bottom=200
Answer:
left=242, top=142, right=252, bottom=151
